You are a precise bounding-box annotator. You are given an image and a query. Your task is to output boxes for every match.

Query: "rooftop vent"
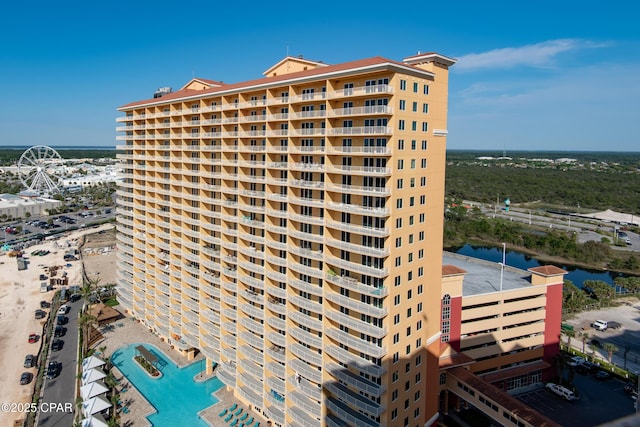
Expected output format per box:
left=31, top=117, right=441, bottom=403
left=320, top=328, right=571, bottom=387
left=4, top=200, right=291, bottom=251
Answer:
left=153, top=87, right=172, bottom=98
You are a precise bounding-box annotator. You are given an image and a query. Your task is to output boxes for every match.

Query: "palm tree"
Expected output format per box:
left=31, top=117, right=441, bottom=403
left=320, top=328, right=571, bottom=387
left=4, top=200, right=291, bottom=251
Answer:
left=78, top=310, right=97, bottom=356
left=604, top=343, right=618, bottom=364
left=588, top=343, right=596, bottom=361
left=581, top=332, right=589, bottom=354
left=565, top=329, right=576, bottom=353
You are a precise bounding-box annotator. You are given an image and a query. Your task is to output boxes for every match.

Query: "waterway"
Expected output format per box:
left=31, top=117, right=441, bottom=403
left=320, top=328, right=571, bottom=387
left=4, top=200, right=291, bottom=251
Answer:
left=452, top=244, right=628, bottom=289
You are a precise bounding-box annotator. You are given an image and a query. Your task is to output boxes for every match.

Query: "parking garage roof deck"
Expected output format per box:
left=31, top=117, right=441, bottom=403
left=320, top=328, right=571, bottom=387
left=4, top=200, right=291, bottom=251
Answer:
left=443, top=251, right=548, bottom=297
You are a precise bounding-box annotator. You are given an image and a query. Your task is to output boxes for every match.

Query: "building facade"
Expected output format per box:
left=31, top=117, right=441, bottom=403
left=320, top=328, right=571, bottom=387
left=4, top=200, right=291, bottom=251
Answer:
left=115, top=52, right=455, bottom=427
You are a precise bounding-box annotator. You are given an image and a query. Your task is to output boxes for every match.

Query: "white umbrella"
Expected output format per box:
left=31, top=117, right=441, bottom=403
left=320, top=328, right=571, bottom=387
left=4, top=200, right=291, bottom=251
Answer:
left=81, top=395, right=112, bottom=417
left=82, top=355, right=106, bottom=371
left=80, top=380, right=109, bottom=400
left=82, top=368, right=106, bottom=385
left=81, top=413, right=109, bottom=427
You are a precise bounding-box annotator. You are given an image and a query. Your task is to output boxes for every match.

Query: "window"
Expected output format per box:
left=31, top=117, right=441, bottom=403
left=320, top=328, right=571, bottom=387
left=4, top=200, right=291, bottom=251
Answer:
left=396, top=218, right=402, bottom=228
left=395, top=237, right=402, bottom=247
left=417, top=284, right=423, bottom=294
left=397, top=159, right=404, bottom=169
left=406, top=344, right=411, bottom=354
left=417, top=302, right=423, bottom=312
left=397, top=179, right=403, bottom=189
left=422, top=122, right=428, bottom=132
left=391, top=408, right=398, bottom=420
left=423, top=84, right=429, bottom=95
left=420, top=195, right=426, bottom=205
left=406, top=326, right=411, bottom=336
left=411, top=121, right=417, bottom=131
left=392, top=390, right=398, bottom=401
left=393, top=352, right=399, bottom=363
left=395, top=256, right=401, bottom=267
left=409, top=197, right=414, bottom=207
left=413, top=82, right=418, bottom=92
left=412, top=101, right=418, bottom=112
left=420, top=176, right=426, bottom=186
left=393, top=371, right=399, bottom=382
left=416, top=354, right=422, bottom=366
left=399, top=120, right=405, bottom=131
left=423, top=103, right=429, bottom=114
left=394, top=314, right=400, bottom=324
left=398, top=139, right=404, bottom=150
left=422, top=140, right=428, bottom=150
left=421, top=158, right=427, bottom=168
left=411, top=159, right=416, bottom=169
left=393, top=333, right=399, bottom=344
left=399, top=100, right=406, bottom=110
left=396, top=199, right=403, bottom=209
left=400, top=80, right=407, bottom=90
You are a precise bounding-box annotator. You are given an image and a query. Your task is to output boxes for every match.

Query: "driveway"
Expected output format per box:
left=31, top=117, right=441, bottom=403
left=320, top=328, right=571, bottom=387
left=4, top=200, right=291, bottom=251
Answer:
left=37, top=297, right=84, bottom=426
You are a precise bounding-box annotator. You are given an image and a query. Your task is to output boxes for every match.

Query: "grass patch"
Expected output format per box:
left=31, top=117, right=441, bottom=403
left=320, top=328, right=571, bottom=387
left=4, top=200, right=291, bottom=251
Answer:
left=104, top=298, right=119, bottom=307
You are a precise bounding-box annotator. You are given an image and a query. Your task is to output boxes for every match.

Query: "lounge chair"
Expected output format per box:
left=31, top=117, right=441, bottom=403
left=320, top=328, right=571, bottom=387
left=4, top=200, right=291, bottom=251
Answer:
left=224, top=414, right=233, bottom=422
left=123, top=407, right=130, bottom=414
left=253, top=422, right=260, bottom=427
left=245, top=417, right=254, bottom=425
left=230, top=420, right=238, bottom=427
left=219, top=408, right=228, bottom=417
left=239, top=413, right=248, bottom=421
left=229, top=403, right=238, bottom=411
left=234, top=408, right=243, bottom=416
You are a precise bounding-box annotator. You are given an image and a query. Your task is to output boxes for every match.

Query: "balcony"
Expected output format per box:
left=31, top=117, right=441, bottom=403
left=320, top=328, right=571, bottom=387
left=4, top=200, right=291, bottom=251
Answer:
left=239, top=303, right=265, bottom=320
left=325, top=381, right=383, bottom=417
left=326, top=254, right=388, bottom=278
left=288, top=279, right=323, bottom=297
left=288, top=310, right=322, bottom=333
left=266, top=315, right=286, bottom=331
left=237, top=387, right=263, bottom=410
left=289, top=294, right=323, bottom=315
left=238, top=275, right=265, bottom=290
left=329, top=104, right=393, bottom=117
left=290, top=405, right=321, bottom=427
left=326, top=201, right=389, bottom=218
left=290, top=357, right=322, bottom=385
left=325, top=274, right=388, bottom=297
left=288, top=390, right=321, bottom=419
left=328, top=126, right=392, bottom=136
left=327, top=361, right=384, bottom=398
left=325, top=291, right=387, bottom=318
left=327, top=145, right=392, bottom=156
left=238, top=357, right=264, bottom=380
left=267, top=331, right=286, bottom=348
left=266, top=361, right=285, bottom=378
left=239, top=317, right=264, bottom=336
left=266, top=345, right=286, bottom=363
left=239, top=371, right=264, bottom=393
left=326, top=397, right=379, bottom=427
left=217, top=363, right=236, bottom=386
left=325, top=183, right=390, bottom=197
left=325, top=329, right=385, bottom=359
left=239, top=344, right=264, bottom=365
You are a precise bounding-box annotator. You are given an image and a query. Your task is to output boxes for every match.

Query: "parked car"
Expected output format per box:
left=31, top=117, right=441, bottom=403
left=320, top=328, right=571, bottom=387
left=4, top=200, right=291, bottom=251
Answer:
left=57, top=305, right=70, bottom=315
left=595, top=370, right=612, bottom=381
left=40, top=300, right=51, bottom=309
left=567, top=356, right=585, bottom=367
left=576, top=361, right=598, bottom=374
left=591, top=320, right=608, bottom=331
left=23, top=354, right=35, bottom=368
left=34, top=309, right=46, bottom=319
left=20, top=372, right=33, bottom=385
left=28, top=334, right=38, bottom=344
left=56, top=315, right=68, bottom=325
left=51, top=339, right=63, bottom=352
left=54, top=326, right=66, bottom=337
left=46, top=362, right=60, bottom=379
left=546, top=383, right=577, bottom=400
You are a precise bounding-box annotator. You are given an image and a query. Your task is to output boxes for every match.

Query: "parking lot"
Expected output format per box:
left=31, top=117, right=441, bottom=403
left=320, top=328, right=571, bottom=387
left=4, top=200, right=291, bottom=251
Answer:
left=564, top=298, right=640, bottom=375
left=516, top=372, right=636, bottom=426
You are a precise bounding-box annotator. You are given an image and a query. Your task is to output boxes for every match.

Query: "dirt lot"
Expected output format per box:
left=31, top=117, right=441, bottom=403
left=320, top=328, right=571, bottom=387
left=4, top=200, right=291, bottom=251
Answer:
left=0, top=224, right=115, bottom=427
left=80, top=227, right=117, bottom=286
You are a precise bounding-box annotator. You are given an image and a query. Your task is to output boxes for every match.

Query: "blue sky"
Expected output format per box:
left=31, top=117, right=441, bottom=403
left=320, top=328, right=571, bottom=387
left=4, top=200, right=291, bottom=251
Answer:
left=0, top=0, right=637, bottom=152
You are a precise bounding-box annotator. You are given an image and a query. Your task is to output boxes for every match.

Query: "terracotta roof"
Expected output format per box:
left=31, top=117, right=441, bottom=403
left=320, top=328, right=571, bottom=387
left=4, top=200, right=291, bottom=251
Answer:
left=448, top=367, right=561, bottom=427
left=442, top=264, right=467, bottom=276
left=439, top=353, right=475, bottom=369
left=195, top=78, right=225, bottom=85
left=481, top=360, right=550, bottom=384
left=528, top=265, right=568, bottom=276
left=119, top=56, right=432, bottom=109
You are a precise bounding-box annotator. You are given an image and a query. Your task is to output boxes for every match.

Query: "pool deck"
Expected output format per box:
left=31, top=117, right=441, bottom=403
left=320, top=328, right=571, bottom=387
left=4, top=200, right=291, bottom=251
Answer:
left=94, top=317, right=269, bottom=427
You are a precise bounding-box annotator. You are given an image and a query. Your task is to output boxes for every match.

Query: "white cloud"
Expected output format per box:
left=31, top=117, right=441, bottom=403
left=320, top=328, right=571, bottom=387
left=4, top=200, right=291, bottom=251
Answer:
left=454, top=39, right=606, bottom=71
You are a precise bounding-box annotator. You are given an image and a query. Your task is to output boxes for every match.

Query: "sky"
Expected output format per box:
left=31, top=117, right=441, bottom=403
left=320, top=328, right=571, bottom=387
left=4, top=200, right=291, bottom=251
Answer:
left=0, top=0, right=638, bottom=152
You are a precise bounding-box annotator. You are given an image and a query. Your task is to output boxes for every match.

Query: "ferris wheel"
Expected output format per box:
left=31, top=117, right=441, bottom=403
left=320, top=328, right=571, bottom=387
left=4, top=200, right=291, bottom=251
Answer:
left=17, top=145, right=64, bottom=195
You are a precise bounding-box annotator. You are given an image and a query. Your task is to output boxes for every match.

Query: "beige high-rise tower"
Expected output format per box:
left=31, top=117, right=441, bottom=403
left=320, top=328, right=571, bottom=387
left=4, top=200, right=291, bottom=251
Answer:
left=115, top=52, right=455, bottom=427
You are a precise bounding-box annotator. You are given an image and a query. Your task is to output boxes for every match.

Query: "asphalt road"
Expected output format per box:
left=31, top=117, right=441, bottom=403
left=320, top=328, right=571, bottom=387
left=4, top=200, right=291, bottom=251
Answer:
left=37, top=297, right=83, bottom=427
left=516, top=373, right=637, bottom=426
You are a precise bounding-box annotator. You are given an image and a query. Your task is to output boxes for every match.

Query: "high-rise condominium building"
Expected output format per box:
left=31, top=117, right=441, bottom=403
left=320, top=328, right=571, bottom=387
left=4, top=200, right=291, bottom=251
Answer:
left=115, top=52, right=456, bottom=427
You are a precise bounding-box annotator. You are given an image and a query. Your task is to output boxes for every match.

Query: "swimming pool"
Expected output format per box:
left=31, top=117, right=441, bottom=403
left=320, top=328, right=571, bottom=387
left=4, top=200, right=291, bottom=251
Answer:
left=111, top=343, right=223, bottom=426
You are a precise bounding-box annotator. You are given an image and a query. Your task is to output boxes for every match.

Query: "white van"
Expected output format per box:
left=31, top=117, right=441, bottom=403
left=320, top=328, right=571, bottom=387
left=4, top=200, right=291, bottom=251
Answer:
left=546, top=383, right=577, bottom=401
left=592, top=320, right=608, bottom=331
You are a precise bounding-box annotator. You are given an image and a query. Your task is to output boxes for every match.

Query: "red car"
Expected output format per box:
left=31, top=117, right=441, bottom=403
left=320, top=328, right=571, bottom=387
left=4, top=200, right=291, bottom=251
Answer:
left=28, top=334, right=38, bottom=343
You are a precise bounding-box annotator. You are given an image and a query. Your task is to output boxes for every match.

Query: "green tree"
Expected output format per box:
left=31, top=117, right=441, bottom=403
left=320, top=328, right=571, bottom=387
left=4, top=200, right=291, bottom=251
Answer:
left=565, top=329, right=576, bottom=352
left=604, top=343, right=618, bottom=363
left=581, top=332, right=589, bottom=354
